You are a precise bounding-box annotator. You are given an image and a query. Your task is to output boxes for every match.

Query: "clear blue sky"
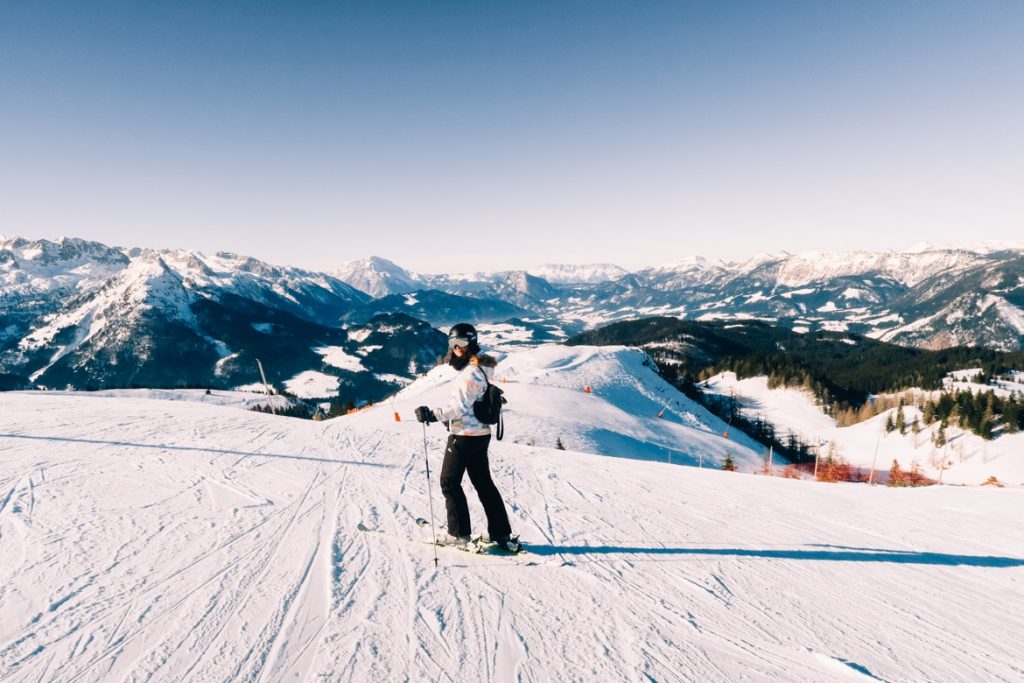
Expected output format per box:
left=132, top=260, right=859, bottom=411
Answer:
left=2, top=1, right=1022, bottom=273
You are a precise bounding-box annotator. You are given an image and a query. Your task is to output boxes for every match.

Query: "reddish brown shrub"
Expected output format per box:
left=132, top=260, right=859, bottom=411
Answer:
left=888, top=459, right=935, bottom=487
left=781, top=465, right=803, bottom=479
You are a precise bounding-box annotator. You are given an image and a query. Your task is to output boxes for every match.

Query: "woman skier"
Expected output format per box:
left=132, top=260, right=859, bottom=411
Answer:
left=415, top=323, right=516, bottom=550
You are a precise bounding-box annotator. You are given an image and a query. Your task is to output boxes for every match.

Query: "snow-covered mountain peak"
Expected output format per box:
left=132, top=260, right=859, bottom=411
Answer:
left=353, top=255, right=409, bottom=273
left=4, top=241, right=376, bottom=389
left=3, top=236, right=126, bottom=265
left=206, top=250, right=284, bottom=279
left=729, top=250, right=790, bottom=273
left=761, top=248, right=983, bottom=288
left=527, top=262, right=629, bottom=285
left=636, top=256, right=731, bottom=290
left=906, top=241, right=937, bottom=254
left=654, top=254, right=713, bottom=272
left=335, top=255, right=422, bottom=297
left=493, top=270, right=560, bottom=299
left=906, top=240, right=1024, bottom=255
left=118, top=248, right=369, bottom=322
left=1, top=235, right=124, bottom=263
left=16, top=254, right=196, bottom=385
left=499, top=270, right=533, bottom=289
left=114, top=255, right=195, bottom=318
left=1, top=236, right=130, bottom=297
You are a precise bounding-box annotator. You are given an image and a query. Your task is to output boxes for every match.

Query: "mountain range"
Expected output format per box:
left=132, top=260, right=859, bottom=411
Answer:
left=0, top=236, right=444, bottom=396
left=334, top=245, right=1024, bottom=350
left=2, top=235, right=1023, bottom=393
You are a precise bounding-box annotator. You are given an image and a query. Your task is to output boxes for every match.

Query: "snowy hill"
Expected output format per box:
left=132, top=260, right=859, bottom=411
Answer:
left=393, top=345, right=765, bottom=469
left=704, top=372, right=1024, bottom=486
left=1, top=345, right=1022, bottom=681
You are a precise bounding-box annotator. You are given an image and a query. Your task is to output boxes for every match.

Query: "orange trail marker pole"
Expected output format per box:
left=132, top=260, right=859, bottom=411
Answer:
left=389, top=397, right=401, bottom=422
left=657, top=400, right=671, bottom=418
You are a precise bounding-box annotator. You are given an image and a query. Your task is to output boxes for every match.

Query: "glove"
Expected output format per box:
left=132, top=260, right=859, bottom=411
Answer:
left=415, top=406, right=438, bottom=424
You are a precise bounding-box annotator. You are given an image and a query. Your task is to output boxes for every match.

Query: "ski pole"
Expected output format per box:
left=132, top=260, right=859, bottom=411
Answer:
left=422, top=423, right=439, bottom=567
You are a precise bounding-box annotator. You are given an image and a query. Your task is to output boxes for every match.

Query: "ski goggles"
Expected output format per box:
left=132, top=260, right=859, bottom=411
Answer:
left=448, top=337, right=471, bottom=350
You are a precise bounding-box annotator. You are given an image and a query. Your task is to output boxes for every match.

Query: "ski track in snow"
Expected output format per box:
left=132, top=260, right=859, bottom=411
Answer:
left=2, top=349, right=1024, bottom=682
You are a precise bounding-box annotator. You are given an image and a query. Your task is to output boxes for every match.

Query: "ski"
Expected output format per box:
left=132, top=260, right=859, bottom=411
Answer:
left=415, top=517, right=525, bottom=556
left=471, top=537, right=524, bottom=556
left=359, top=521, right=536, bottom=563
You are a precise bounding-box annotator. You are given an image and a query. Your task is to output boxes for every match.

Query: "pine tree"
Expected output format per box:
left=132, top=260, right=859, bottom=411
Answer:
left=1004, top=396, right=1022, bottom=433
left=722, top=453, right=737, bottom=471
left=786, top=432, right=799, bottom=457
left=555, top=436, right=566, bottom=450
left=980, top=392, right=997, bottom=440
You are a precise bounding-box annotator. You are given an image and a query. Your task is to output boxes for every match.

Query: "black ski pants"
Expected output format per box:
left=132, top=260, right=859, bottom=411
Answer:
left=439, top=434, right=511, bottom=539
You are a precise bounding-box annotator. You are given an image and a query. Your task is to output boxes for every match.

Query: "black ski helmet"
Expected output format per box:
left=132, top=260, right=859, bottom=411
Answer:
left=447, top=322, right=479, bottom=355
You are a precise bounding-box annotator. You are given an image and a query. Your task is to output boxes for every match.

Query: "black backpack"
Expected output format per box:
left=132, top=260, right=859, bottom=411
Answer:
left=473, top=369, right=507, bottom=440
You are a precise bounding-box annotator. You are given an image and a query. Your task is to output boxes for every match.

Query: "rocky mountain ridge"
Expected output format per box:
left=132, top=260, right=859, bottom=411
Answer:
left=0, top=237, right=442, bottom=396
left=336, top=245, right=1024, bottom=351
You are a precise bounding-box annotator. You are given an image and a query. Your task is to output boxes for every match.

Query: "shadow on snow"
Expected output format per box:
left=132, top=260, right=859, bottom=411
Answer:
left=0, top=433, right=392, bottom=467
left=526, top=543, right=1024, bottom=567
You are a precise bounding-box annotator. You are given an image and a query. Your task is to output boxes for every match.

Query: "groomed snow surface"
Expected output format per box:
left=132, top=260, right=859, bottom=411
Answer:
left=11, top=388, right=291, bottom=412
left=1, top=346, right=1022, bottom=682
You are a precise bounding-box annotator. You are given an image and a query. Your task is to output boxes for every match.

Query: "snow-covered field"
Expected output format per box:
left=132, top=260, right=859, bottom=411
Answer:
left=943, top=368, right=1024, bottom=398
left=705, top=372, right=1024, bottom=486
left=1, top=348, right=1022, bottom=682
left=10, top=388, right=290, bottom=411
left=283, top=371, right=342, bottom=399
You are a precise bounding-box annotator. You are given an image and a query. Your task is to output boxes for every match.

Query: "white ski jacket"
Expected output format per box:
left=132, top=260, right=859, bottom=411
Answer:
left=432, top=355, right=497, bottom=437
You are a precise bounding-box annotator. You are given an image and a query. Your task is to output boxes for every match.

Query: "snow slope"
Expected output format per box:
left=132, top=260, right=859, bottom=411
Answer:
left=393, top=346, right=765, bottom=469
left=10, top=388, right=290, bottom=411
left=1, top=348, right=1022, bottom=682
left=704, top=372, right=1024, bottom=486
